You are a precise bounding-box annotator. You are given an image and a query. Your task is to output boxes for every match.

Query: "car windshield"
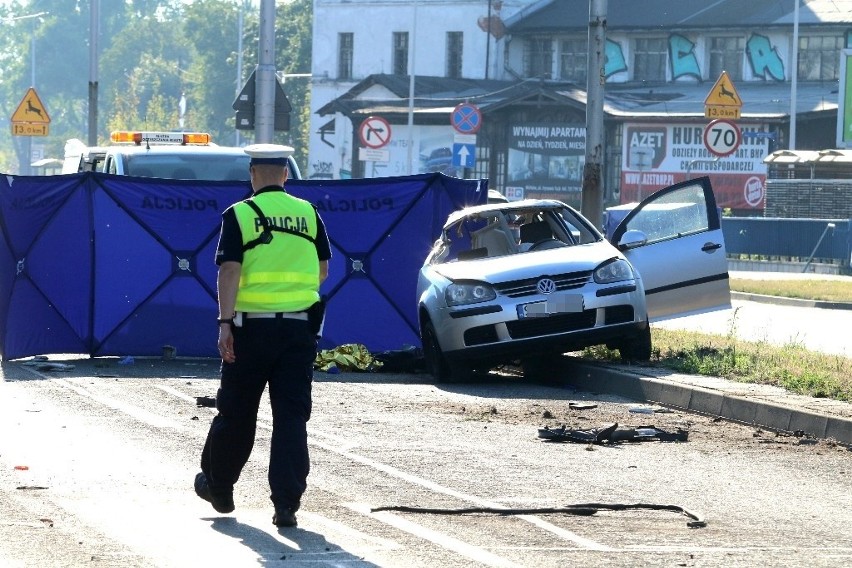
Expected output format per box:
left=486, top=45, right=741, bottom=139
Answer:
left=428, top=204, right=601, bottom=264
left=126, top=154, right=252, bottom=181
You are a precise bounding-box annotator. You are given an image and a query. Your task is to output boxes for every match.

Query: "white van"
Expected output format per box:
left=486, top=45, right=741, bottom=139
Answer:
left=64, top=131, right=301, bottom=181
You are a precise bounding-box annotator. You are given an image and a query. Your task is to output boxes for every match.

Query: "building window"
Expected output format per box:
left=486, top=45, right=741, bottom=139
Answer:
left=798, top=35, right=843, bottom=81
left=525, top=37, right=553, bottom=79
left=338, top=33, right=353, bottom=80
left=446, top=32, right=463, bottom=78
left=709, top=36, right=744, bottom=81
left=633, top=37, right=667, bottom=81
left=560, top=38, right=587, bottom=83
left=393, top=32, right=409, bottom=75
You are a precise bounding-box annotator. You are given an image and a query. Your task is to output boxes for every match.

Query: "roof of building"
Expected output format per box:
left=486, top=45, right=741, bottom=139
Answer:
left=318, top=74, right=837, bottom=122
left=506, top=0, right=852, bottom=33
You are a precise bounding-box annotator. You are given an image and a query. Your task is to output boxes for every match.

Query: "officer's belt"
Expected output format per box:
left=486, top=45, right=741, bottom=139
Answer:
left=242, top=311, right=308, bottom=321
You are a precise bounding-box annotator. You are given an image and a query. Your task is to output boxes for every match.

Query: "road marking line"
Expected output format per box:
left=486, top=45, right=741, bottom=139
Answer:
left=153, top=384, right=196, bottom=404
left=186, top=394, right=610, bottom=551
left=297, top=511, right=403, bottom=550
left=308, top=431, right=612, bottom=551
left=51, top=379, right=179, bottom=429
left=346, top=503, right=523, bottom=568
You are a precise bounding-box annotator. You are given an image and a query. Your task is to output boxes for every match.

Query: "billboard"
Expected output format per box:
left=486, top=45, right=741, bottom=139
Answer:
left=621, top=122, right=771, bottom=212
left=505, top=123, right=586, bottom=208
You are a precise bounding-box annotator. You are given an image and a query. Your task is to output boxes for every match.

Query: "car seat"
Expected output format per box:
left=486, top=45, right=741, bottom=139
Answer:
left=471, top=222, right=515, bottom=257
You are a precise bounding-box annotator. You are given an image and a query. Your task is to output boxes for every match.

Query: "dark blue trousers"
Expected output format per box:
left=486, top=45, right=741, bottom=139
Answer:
left=200, top=317, right=315, bottom=510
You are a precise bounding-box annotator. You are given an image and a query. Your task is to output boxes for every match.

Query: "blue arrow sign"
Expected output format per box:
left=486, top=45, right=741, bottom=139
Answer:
left=453, top=143, right=475, bottom=168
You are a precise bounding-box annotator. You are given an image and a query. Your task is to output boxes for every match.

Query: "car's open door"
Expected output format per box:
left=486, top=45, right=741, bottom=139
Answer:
left=610, top=176, right=731, bottom=321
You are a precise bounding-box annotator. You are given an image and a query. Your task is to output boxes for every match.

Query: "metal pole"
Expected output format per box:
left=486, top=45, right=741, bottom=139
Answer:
left=582, top=0, right=607, bottom=229
left=485, top=0, right=491, bottom=80
left=406, top=0, right=418, bottom=175
left=255, top=0, right=276, bottom=144
left=28, top=19, right=35, bottom=175
left=88, top=0, right=99, bottom=146
left=790, top=0, right=799, bottom=149
left=802, top=222, right=835, bottom=273
left=236, top=2, right=244, bottom=146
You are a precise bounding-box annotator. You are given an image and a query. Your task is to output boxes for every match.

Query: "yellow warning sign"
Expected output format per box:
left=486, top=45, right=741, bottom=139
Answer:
left=704, top=71, right=742, bottom=119
left=11, top=88, right=51, bottom=125
left=705, top=71, right=742, bottom=106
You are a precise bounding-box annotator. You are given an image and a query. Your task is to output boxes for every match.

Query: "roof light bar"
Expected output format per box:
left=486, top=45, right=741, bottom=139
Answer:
left=109, top=131, right=211, bottom=146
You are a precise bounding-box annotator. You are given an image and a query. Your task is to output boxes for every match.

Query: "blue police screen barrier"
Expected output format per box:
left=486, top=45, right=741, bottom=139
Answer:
left=0, top=172, right=487, bottom=361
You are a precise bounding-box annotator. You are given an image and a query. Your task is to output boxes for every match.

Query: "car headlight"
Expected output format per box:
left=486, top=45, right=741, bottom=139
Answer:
left=594, top=258, right=634, bottom=284
left=445, top=281, right=497, bottom=306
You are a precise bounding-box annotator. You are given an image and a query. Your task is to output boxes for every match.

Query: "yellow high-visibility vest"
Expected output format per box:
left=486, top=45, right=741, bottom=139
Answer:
left=232, top=192, right=320, bottom=312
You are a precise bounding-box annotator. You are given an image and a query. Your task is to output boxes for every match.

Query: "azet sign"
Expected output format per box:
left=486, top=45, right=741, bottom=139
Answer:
left=621, top=122, right=771, bottom=212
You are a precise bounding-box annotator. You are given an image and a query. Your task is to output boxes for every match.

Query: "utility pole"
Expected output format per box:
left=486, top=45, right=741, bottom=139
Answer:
left=88, top=0, right=99, bottom=146
left=582, top=0, right=607, bottom=230
left=236, top=2, right=245, bottom=146
left=255, top=0, right=276, bottom=143
left=789, top=0, right=800, bottom=150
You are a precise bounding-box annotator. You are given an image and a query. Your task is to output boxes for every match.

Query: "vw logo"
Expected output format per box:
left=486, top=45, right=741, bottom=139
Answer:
left=537, top=278, right=556, bottom=294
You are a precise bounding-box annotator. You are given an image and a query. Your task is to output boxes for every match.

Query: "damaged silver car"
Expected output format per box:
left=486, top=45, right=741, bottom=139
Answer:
left=417, top=177, right=731, bottom=382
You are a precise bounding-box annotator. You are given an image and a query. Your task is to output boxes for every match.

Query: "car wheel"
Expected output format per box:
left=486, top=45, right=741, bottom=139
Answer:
left=421, top=321, right=450, bottom=381
left=421, top=321, right=477, bottom=383
left=619, top=322, right=652, bottom=362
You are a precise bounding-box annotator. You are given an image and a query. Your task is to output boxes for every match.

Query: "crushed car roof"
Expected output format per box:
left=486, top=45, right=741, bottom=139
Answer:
left=444, top=199, right=569, bottom=228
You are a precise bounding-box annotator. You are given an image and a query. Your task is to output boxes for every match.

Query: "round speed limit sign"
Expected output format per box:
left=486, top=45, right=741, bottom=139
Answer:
left=703, top=119, right=741, bottom=157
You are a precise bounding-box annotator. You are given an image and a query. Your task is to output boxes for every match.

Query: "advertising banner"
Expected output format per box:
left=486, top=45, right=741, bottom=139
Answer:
left=621, top=122, right=771, bottom=212
left=505, top=123, right=586, bottom=208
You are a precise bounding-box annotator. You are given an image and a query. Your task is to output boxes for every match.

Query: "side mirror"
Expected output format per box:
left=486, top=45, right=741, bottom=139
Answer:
left=618, top=229, right=648, bottom=250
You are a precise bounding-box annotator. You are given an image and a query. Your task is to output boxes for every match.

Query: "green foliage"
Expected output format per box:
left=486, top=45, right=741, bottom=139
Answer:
left=0, top=0, right=313, bottom=171
left=580, top=328, right=852, bottom=403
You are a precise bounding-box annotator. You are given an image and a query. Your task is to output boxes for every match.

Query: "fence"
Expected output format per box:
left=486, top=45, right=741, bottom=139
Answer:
left=721, top=217, right=851, bottom=271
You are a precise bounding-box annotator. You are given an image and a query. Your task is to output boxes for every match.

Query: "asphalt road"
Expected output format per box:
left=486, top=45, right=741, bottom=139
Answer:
left=1, top=355, right=851, bottom=567
left=652, top=297, right=852, bottom=358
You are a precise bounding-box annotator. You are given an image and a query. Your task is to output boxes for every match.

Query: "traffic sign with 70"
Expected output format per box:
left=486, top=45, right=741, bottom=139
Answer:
left=703, top=119, right=741, bottom=158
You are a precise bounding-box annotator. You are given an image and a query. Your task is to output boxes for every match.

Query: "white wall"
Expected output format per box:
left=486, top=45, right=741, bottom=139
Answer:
left=308, top=0, right=536, bottom=180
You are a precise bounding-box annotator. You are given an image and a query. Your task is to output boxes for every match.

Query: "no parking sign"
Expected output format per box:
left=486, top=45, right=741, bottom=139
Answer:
left=451, top=103, right=482, bottom=134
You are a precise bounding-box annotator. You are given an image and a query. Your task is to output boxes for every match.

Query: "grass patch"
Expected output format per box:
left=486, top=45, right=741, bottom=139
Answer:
left=582, top=331, right=852, bottom=402
left=730, top=278, right=852, bottom=302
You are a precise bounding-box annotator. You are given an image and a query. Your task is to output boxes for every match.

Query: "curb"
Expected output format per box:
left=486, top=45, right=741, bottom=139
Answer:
left=560, top=360, right=852, bottom=446
left=731, top=291, right=852, bottom=310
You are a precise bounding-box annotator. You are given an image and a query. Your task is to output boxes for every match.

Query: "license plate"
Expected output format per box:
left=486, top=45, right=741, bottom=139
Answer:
left=518, top=294, right=583, bottom=318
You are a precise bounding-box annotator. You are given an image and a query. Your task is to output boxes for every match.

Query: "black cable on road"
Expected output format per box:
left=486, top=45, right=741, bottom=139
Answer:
left=370, top=502, right=707, bottom=528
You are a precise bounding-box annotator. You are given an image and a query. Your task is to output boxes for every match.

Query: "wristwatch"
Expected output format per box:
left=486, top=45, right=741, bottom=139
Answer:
left=217, top=317, right=234, bottom=325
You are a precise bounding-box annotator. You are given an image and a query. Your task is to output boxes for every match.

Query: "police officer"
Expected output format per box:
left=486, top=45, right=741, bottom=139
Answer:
left=194, top=144, right=331, bottom=528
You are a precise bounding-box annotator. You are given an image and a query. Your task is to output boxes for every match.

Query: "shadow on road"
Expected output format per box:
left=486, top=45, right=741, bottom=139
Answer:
left=207, top=516, right=380, bottom=566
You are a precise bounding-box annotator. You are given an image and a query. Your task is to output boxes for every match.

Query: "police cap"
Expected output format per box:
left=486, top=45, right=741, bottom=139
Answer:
left=244, top=143, right=294, bottom=167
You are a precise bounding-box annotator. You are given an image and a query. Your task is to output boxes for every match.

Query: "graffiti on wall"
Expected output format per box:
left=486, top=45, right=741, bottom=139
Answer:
left=604, top=33, right=787, bottom=81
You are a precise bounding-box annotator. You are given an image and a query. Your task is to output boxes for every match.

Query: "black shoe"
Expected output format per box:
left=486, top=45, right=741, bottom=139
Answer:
left=272, top=507, right=298, bottom=527
left=194, top=472, right=235, bottom=514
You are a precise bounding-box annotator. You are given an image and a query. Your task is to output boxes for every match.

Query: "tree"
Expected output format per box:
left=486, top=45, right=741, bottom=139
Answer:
left=182, top=0, right=246, bottom=143
left=0, top=0, right=315, bottom=173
